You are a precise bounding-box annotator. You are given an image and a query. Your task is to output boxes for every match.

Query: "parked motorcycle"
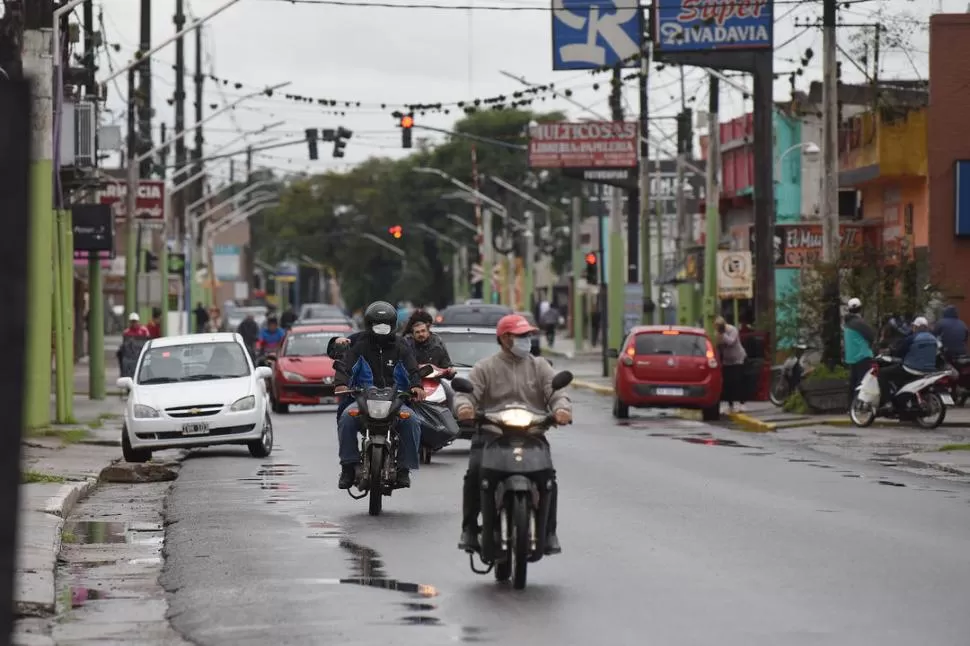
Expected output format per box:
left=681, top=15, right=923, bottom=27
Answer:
left=412, top=365, right=459, bottom=464
left=769, top=342, right=819, bottom=406
left=335, top=361, right=434, bottom=516
left=941, top=353, right=970, bottom=407
left=450, top=370, right=573, bottom=590
left=850, top=355, right=955, bottom=429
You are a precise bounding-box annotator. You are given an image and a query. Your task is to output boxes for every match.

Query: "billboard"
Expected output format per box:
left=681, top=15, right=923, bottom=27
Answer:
left=551, top=0, right=642, bottom=70
left=99, top=179, right=165, bottom=224
left=760, top=223, right=869, bottom=268
left=529, top=121, right=638, bottom=169
left=213, top=244, right=241, bottom=281
left=653, top=0, right=773, bottom=53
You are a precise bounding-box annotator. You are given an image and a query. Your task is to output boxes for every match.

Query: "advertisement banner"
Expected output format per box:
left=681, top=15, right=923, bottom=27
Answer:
left=716, top=250, right=753, bottom=299
left=99, top=179, right=165, bottom=223
left=766, top=223, right=869, bottom=268
left=529, top=121, right=638, bottom=169
left=551, top=0, right=642, bottom=70
left=213, top=244, right=241, bottom=281
left=653, top=0, right=773, bottom=53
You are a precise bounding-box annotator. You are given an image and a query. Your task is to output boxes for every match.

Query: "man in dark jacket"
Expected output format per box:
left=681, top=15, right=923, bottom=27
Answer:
left=236, top=314, right=260, bottom=359
left=403, top=309, right=454, bottom=369
left=332, top=301, right=425, bottom=489
left=280, top=305, right=297, bottom=330
left=934, top=305, right=968, bottom=359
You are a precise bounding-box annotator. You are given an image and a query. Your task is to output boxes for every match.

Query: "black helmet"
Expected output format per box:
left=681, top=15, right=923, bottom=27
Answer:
left=364, top=301, right=397, bottom=334
left=266, top=315, right=278, bottom=325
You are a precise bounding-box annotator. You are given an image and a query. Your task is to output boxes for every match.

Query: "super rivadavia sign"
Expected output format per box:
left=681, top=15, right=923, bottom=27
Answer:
left=654, top=0, right=773, bottom=52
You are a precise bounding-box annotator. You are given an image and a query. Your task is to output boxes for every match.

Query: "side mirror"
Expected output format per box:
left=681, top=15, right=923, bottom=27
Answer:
left=451, top=377, right=474, bottom=394
left=116, top=377, right=134, bottom=390
left=332, top=359, right=347, bottom=373
left=255, top=366, right=273, bottom=380
left=417, top=364, right=435, bottom=378
left=550, top=371, right=573, bottom=390
left=605, top=348, right=619, bottom=359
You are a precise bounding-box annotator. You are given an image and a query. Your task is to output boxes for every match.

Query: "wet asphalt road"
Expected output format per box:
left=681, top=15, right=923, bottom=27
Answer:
left=162, top=389, right=970, bottom=646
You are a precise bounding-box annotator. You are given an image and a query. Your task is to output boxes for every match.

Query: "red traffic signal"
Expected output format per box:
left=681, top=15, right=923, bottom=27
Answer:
left=585, top=252, right=597, bottom=265
left=388, top=225, right=403, bottom=239
left=400, top=115, right=414, bottom=128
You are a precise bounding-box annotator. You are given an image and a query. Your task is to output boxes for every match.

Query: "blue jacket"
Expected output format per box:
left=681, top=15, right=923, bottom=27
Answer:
left=934, top=306, right=968, bottom=356
left=843, top=314, right=875, bottom=364
left=257, top=327, right=285, bottom=347
left=897, top=331, right=938, bottom=373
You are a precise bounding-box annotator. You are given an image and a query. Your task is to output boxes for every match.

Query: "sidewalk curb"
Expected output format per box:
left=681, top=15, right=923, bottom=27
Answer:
left=897, top=454, right=970, bottom=477
left=724, top=412, right=777, bottom=433
left=43, top=479, right=98, bottom=518
left=571, top=379, right=614, bottom=396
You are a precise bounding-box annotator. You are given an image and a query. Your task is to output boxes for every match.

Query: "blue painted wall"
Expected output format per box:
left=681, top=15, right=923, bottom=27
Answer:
left=773, top=112, right=802, bottom=347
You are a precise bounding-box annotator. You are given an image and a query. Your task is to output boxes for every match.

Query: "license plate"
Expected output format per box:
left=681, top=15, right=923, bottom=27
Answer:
left=181, top=422, right=210, bottom=436
left=940, top=393, right=955, bottom=406
left=656, top=388, right=684, bottom=397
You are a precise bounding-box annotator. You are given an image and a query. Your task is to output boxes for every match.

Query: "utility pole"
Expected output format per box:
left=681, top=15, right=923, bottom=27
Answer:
left=638, top=52, right=653, bottom=325
left=246, top=145, right=253, bottom=183
left=82, top=0, right=95, bottom=95
left=820, top=0, right=842, bottom=366
left=192, top=25, right=205, bottom=207
left=702, top=75, right=721, bottom=337
left=83, top=0, right=104, bottom=400
left=22, top=2, right=54, bottom=429
left=571, top=197, right=583, bottom=355
left=607, top=65, right=625, bottom=365
left=138, top=0, right=152, bottom=177
left=125, top=68, right=138, bottom=315
left=173, top=0, right=187, bottom=237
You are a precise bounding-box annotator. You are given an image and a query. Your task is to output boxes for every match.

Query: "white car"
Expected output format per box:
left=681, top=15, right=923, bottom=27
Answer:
left=116, top=333, right=274, bottom=463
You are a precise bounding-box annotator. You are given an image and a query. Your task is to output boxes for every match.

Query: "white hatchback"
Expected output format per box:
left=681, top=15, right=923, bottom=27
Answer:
left=116, top=333, right=274, bottom=462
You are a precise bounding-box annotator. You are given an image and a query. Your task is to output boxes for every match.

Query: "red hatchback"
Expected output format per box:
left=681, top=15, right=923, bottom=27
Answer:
left=611, top=325, right=722, bottom=421
left=269, top=324, right=351, bottom=413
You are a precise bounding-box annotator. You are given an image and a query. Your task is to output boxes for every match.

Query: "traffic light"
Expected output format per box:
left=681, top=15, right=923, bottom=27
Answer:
left=305, top=128, right=319, bottom=160
left=400, top=114, right=414, bottom=149
left=388, top=225, right=403, bottom=239
left=333, top=126, right=352, bottom=158
left=585, top=252, right=598, bottom=284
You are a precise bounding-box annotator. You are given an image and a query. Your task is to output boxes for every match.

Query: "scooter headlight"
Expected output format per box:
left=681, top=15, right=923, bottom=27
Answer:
left=487, top=408, right=543, bottom=428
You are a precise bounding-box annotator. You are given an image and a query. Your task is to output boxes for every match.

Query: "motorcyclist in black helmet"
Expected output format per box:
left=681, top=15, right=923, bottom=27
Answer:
left=332, top=301, right=426, bottom=489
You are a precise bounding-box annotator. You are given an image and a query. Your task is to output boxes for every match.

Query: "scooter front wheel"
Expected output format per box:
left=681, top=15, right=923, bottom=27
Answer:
left=769, top=373, right=790, bottom=407
left=849, top=397, right=876, bottom=427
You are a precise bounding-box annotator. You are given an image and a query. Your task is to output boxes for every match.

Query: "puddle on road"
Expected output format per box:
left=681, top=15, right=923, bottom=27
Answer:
left=877, top=479, right=907, bottom=487
left=63, top=521, right=163, bottom=546
left=339, top=538, right=439, bottom=598
left=807, top=463, right=833, bottom=469
left=677, top=437, right=750, bottom=448
left=400, top=616, right=443, bottom=626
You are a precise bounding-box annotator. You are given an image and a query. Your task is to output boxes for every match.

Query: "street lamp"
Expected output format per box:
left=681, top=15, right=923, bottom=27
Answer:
left=775, top=141, right=820, bottom=184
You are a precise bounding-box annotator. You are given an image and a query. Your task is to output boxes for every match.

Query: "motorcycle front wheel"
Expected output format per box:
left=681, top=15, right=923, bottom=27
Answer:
left=368, top=446, right=384, bottom=516
left=769, top=373, right=789, bottom=407
left=849, top=397, right=876, bottom=427
left=915, top=392, right=946, bottom=429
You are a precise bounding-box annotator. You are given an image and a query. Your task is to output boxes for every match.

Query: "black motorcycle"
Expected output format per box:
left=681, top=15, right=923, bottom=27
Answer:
left=451, top=370, right=573, bottom=590
left=336, top=361, right=433, bottom=516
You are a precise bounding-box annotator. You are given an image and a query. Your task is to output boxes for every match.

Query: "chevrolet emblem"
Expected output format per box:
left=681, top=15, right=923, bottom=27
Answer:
left=190, top=408, right=201, bottom=415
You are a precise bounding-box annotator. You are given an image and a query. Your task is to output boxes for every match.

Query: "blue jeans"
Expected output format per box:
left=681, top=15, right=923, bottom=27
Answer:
left=336, top=395, right=353, bottom=419
left=337, top=403, right=421, bottom=470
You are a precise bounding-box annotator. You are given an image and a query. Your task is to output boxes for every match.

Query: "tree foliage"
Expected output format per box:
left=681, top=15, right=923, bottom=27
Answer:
left=255, top=108, right=581, bottom=311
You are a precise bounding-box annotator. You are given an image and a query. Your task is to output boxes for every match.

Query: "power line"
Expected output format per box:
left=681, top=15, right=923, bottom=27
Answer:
left=259, top=0, right=877, bottom=8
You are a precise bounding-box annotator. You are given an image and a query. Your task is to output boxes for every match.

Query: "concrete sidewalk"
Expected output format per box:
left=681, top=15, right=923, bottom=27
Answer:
left=541, top=335, right=602, bottom=360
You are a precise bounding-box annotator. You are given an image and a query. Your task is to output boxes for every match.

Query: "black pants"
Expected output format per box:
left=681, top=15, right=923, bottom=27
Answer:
left=721, top=364, right=746, bottom=405
left=877, top=364, right=916, bottom=406
left=462, top=434, right=558, bottom=536
left=544, top=324, right=556, bottom=347
left=847, top=360, right=870, bottom=401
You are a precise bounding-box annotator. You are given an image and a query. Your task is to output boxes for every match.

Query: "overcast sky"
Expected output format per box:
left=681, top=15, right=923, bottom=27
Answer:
left=89, top=0, right=949, bottom=182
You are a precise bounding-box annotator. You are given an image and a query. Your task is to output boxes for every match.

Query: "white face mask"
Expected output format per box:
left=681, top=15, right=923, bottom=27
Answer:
left=372, top=323, right=392, bottom=336
left=511, top=336, right=532, bottom=357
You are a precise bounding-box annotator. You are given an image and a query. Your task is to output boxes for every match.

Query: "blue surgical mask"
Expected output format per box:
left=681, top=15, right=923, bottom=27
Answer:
left=511, top=336, right=532, bottom=358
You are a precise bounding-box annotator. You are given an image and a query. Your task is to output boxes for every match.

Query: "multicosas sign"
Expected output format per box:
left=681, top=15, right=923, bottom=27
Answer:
left=98, top=179, right=165, bottom=222
left=528, top=121, right=638, bottom=169
left=653, top=0, right=773, bottom=52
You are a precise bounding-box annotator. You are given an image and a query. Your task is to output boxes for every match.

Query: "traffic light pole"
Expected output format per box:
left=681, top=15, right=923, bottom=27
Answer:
left=571, top=196, right=584, bottom=355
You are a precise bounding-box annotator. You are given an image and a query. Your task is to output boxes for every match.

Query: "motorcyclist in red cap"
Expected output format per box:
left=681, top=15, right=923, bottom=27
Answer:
left=454, top=314, right=572, bottom=554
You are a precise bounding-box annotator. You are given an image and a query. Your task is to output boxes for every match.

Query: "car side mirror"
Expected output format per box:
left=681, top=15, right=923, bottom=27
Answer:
left=605, top=348, right=619, bottom=359
left=551, top=371, right=573, bottom=390
left=417, top=364, right=434, bottom=378
left=332, top=359, right=347, bottom=373
left=451, top=377, right=474, bottom=393
left=116, top=377, right=133, bottom=390
left=255, top=366, right=272, bottom=380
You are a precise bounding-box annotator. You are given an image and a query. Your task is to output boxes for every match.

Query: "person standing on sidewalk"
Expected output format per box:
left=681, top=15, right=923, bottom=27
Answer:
left=843, top=297, right=876, bottom=400
left=146, top=307, right=162, bottom=339
left=540, top=303, right=560, bottom=347
left=714, top=316, right=747, bottom=412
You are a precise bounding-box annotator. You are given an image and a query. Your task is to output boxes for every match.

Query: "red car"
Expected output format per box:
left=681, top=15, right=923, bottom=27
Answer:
left=611, top=325, right=723, bottom=421
left=269, top=324, right=352, bottom=413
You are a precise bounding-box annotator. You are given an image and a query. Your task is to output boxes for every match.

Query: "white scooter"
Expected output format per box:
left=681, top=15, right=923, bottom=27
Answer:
left=850, top=355, right=956, bottom=429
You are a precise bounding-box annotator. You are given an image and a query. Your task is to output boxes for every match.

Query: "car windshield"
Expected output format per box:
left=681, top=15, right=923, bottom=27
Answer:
left=634, top=332, right=707, bottom=357
left=136, top=341, right=251, bottom=384
left=436, top=332, right=497, bottom=367
left=283, top=332, right=339, bottom=357
left=440, top=308, right=511, bottom=326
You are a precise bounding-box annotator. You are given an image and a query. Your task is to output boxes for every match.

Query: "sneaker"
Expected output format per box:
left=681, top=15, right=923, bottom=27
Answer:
left=395, top=468, right=411, bottom=488
left=338, top=465, right=357, bottom=490
left=458, top=528, right=480, bottom=552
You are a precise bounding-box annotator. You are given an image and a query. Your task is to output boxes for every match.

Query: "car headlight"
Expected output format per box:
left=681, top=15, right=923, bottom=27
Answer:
left=282, top=371, right=306, bottom=382
left=230, top=395, right=256, bottom=412
left=487, top=408, right=542, bottom=428
left=132, top=404, right=159, bottom=419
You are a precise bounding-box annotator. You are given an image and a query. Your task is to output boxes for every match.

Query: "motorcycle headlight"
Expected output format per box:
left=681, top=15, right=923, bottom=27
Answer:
left=366, top=399, right=393, bottom=419
left=230, top=395, right=256, bottom=412
left=282, top=371, right=306, bottom=382
left=487, top=408, right=542, bottom=428
left=132, top=404, right=159, bottom=419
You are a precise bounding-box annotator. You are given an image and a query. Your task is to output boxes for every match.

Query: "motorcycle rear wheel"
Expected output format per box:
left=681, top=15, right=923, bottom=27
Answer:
left=915, top=392, right=946, bottom=429
left=511, top=494, right=530, bottom=590
left=368, top=446, right=384, bottom=516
